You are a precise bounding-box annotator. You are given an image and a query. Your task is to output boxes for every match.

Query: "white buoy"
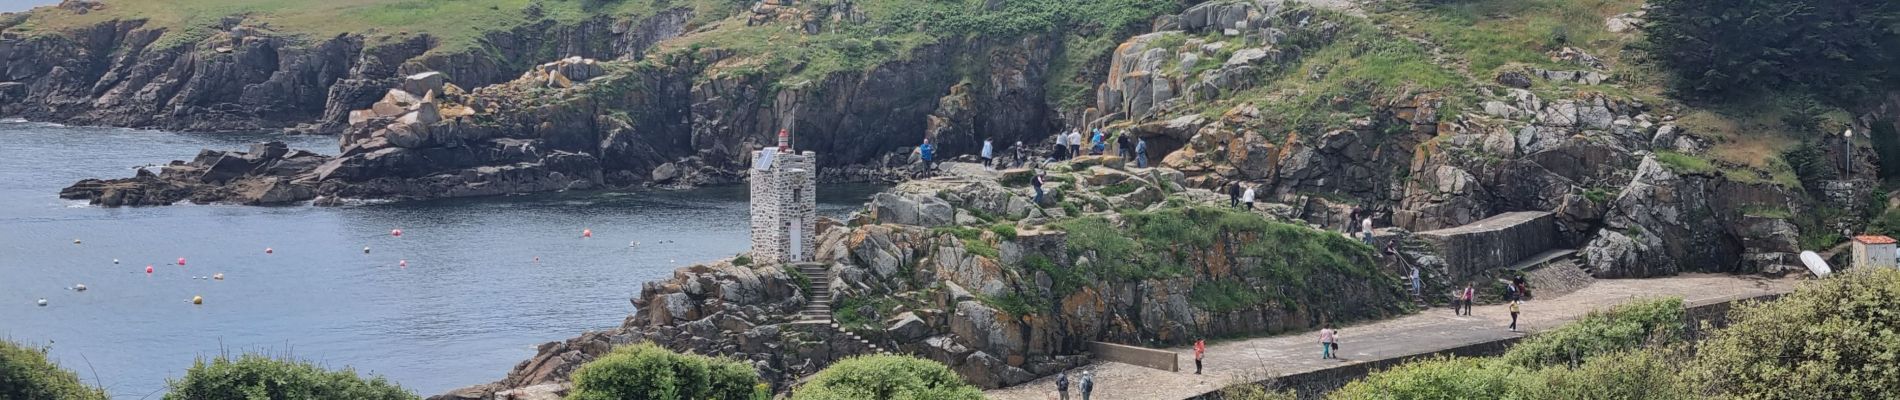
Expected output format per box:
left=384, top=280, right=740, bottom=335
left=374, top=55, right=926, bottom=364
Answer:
left=213, top=273, right=224, bottom=280
left=113, top=259, right=120, bottom=264
left=73, top=284, right=87, bottom=292
left=37, top=298, right=47, bottom=306
left=73, top=239, right=81, bottom=245
left=399, top=260, right=408, bottom=268
left=364, top=246, right=372, bottom=254
left=265, top=247, right=274, bottom=254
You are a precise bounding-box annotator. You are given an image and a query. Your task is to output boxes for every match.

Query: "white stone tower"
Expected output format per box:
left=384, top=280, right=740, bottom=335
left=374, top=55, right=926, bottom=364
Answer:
left=749, top=148, right=817, bottom=264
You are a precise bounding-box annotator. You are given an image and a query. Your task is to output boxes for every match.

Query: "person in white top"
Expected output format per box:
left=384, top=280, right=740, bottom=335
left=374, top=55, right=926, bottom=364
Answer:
left=1319, top=324, right=1338, bottom=359
left=1241, top=184, right=1257, bottom=209
left=1361, top=216, right=1375, bottom=243
left=1067, top=130, right=1083, bottom=160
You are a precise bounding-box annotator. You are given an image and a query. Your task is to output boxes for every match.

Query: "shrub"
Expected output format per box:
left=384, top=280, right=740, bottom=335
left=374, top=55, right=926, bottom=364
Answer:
left=792, top=355, right=981, bottom=400
left=0, top=340, right=106, bottom=400
left=988, top=223, right=1018, bottom=240
left=733, top=254, right=753, bottom=266
left=568, top=343, right=767, bottom=400
left=1219, top=383, right=1296, bottom=400
left=1643, top=0, right=1900, bottom=103
left=1687, top=268, right=1900, bottom=399
left=1327, top=356, right=1520, bottom=399
left=1519, top=349, right=1695, bottom=400
left=164, top=353, right=416, bottom=400
left=1499, top=297, right=1684, bottom=368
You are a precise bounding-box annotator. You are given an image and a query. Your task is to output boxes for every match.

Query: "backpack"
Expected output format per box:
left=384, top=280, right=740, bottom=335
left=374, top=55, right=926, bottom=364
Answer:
left=1056, top=374, right=1069, bottom=390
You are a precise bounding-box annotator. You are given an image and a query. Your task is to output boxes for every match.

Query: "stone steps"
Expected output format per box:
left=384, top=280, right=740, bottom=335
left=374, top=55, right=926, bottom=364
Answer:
left=1522, top=254, right=1594, bottom=300
left=794, top=263, right=832, bottom=322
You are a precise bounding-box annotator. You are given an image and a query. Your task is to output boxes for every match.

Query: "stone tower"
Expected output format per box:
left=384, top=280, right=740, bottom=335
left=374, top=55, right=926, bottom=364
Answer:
left=749, top=148, right=817, bottom=264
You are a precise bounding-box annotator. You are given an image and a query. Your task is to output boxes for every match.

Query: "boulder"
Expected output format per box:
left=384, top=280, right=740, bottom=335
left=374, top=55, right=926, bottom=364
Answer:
left=399, top=71, right=447, bottom=98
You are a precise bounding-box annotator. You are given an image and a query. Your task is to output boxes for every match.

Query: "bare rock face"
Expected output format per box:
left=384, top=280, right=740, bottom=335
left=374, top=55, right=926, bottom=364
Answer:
left=58, top=142, right=328, bottom=206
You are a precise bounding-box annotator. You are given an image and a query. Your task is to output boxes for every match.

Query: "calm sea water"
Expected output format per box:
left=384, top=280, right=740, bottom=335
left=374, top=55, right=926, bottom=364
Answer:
left=0, top=120, right=878, bottom=398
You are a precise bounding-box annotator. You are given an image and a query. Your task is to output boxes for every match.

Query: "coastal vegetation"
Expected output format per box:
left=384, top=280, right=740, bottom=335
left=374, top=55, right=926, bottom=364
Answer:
left=568, top=343, right=768, bottom=400
left=164, top=353, right=416, bottom=400
left=0, top=340, right=107, bottom=400
left=790, top=354, right=983, bottom=400
left=1323, top=268, right=1900, bottom=399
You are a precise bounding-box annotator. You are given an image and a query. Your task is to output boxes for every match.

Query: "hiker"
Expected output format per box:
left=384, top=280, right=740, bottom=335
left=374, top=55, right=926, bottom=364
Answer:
left=1080, top=371, right=1095, bottom=400
left=1512, top=274, right=1529, bottom=300
left=1090, top=128, right=1106, bottom=155
left=1194, top=338, right=1206, bottom=374
left=981, top=138, right=995, bottom=168
left=1033, top=170, right=1047, bottom=204
left=1461, top=283, right=1476, bottom=315
left=1360, top=216, right=1375, bottom=243
left=1013, top=141, right=1028, bottom=168
left=1319, top=324, right=1338, bottom=359
left=1056, top=371, right=1070, bottom=400
left=1228, top=181, right=1242, bottom=208
left=1409, top=265, right=1422, bottom=297
left=1241, top=184, right=1257, bottom=210
left=1068, top=130, right=1084, bottom=160
left=919, top=139, right=937, bottom=173
left=1509, top=300, right=1522, bottom=331
left=1134, top=137, right=1149, bottom=168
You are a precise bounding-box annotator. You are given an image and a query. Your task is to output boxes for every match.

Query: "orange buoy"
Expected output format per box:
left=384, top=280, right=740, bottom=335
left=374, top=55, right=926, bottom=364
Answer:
left=177, top=257, right=186, bottom=266
left=391, top=229, right=403, bottom=237
left=145, top=265, right=154, bottom=274
left=265, top=247, right=274, bottom=254
left=582, top=229, right=593, bottom=238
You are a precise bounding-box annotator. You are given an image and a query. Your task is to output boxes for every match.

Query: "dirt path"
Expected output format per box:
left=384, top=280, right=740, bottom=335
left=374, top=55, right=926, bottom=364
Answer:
left=983, top=274, right=1795, bottom=400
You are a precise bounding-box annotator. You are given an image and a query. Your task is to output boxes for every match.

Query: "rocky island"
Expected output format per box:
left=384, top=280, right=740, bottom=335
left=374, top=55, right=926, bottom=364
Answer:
left=7, top=0, right=1900, bottom=398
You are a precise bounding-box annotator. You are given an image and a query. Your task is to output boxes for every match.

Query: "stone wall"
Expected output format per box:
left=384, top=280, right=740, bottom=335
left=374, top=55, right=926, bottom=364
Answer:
left=1415, top=211, right=1557, bottom=284
left=1090, top=341, right=1179, bottom=372
left=750, top=150, right=818, bottom=264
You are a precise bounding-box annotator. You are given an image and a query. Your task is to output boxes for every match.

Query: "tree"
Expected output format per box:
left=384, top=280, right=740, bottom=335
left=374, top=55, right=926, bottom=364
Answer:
left=791, top=355, right=982, bottom=400
left=1687, top=268, right=1900, bottom=399
left=567, top=343, right=767, bottom=400
left=1642, top=0, right=1900, bottom=103
left=0, top=340, right=106, bottom=400
left=164, top=353, right=416, bottom=400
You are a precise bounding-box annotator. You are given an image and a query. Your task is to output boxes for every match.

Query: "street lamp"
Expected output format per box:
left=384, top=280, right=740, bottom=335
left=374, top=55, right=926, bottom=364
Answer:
left=1845, top=129, right=1854, bottom=176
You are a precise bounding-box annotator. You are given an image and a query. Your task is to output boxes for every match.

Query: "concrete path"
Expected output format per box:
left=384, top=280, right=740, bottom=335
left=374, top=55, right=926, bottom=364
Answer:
left=983, top=274, right=1795, bottom=400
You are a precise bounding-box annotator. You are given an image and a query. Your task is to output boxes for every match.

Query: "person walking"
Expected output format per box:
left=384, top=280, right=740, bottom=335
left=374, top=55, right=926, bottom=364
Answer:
left=1241, top=184, right=1257, bottom=210
left=1509, top=300, right=1521, bottom=331
left=981, top=138, right=995, bottom=169
left=1319, top=325, right=1338, bottom=360
left=1068, top=130, right=1084, bottom=160
left=1193, top=338, right=1206, bottom=374
left=1461, top=284, right=1475, bottom=316
left=1013, top=141, right=1028, bottom=168
left=1117, top=133, right=1132, bottom=159
left=1082, top=372, right=1097, bottom=400
left=1055, top=371, right=1070, bottom=400
left=1033, top=170, right=1047, bottom=204
left=1361, top=215, right=1375, bottom=244
left=1134, top=137, right=1148, bottom=168
left=1228, top=181, right=1242, bottom=208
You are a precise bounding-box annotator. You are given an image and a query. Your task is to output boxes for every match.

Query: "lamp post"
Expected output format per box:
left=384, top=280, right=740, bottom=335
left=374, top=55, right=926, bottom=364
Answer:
left=1845, top=129, right=1854, bottom=176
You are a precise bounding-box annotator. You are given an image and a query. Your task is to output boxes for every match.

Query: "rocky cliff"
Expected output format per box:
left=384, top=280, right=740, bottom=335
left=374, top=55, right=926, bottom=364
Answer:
left=437, top=161, right=1411, bottom=399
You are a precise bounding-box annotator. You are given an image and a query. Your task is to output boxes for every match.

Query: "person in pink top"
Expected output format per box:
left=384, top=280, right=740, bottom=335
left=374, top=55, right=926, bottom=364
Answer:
left=1461, top=284, right=1476, bottom=315
left=1319, top=325, right=1338, bottom=360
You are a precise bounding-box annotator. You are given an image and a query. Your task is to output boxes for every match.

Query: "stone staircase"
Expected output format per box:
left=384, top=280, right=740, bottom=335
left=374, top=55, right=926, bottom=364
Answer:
left=1509, top=249, right=1594, bottom=300
left=793, top=262, right=833, bottom=322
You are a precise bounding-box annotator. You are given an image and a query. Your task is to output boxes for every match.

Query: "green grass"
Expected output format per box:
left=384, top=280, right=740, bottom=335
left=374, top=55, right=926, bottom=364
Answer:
left=988, top=223, right=1018, bottom=240
left=1652, top=151, right=1716, bottom=174
left=11, top=0, right=687, bottom=52
left=1190, top=280, right=1268, bottom=313
left=1373, top=0, right=1641, bottom=78
left=1212, top=12, right=1465, bottom=136
left=974, top=292, right=1046, bottom=317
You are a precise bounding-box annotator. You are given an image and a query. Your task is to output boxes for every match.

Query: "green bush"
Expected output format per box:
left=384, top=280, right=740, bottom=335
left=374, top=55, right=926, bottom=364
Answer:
left=733, top=254, right=753, bottom=266
left=1643, top=0, right=1900, bottom=103
left=568, top=343, right=767, bottom=400
left=1499, top=297, right=1685, bottom=368
left=792, top=355, right=981, bottom=400
left=164, top=353, right=416, bottom=400
left=1687, top=268, right=1900, bottom=399
left=1328, top=356, right=1520, bottom=399
left=0, top=340, right=106, bottom=400
left=989, top=223, right=1018, bottom=240
left=1219, top=383, right=1297, bottom=400
left=1519, top=349, right=1695, bottom=400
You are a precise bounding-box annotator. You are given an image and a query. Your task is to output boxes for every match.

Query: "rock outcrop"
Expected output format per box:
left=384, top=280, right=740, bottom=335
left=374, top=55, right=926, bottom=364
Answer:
left=59, top=142, right=328, bottom=206
left=441, top=162, right=1409, bottom=398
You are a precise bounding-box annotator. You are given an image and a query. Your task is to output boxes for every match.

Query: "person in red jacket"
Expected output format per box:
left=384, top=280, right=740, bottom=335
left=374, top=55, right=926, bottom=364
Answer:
left=1193, top=338, right=1206, bottom=374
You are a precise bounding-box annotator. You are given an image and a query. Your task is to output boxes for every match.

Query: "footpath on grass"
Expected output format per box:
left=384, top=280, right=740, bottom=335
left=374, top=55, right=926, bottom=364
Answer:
left=983, top=274, right=1795, bottom=400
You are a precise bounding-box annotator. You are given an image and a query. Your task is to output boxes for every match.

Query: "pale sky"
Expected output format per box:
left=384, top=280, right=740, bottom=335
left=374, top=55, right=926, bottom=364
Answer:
left=1, top=0, right=53, bottom=13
